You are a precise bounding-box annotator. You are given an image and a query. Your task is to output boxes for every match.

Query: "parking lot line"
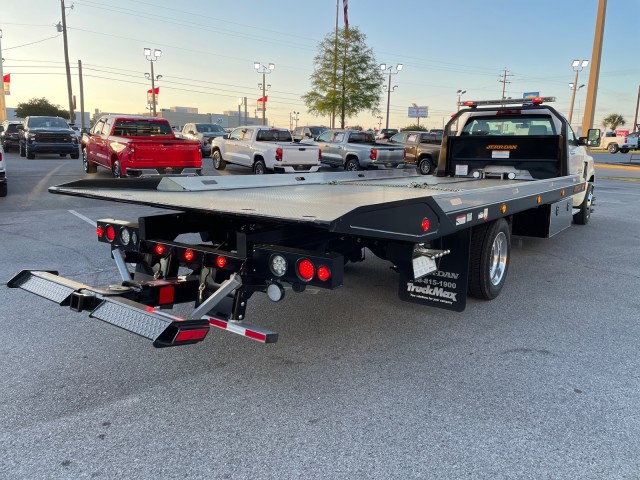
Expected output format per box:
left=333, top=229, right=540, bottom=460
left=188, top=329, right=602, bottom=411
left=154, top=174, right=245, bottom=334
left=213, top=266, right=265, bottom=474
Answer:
left=68, top=209, right=95, bottom=226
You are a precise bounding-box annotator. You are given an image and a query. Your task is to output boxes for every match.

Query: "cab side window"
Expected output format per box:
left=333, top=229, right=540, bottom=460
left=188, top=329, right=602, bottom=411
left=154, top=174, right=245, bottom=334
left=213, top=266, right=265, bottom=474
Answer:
left=567, top=124, right=578, bottom=146
left=317, top=131, right=332, bottom=142
left=229, top=128, right=244, bottom=141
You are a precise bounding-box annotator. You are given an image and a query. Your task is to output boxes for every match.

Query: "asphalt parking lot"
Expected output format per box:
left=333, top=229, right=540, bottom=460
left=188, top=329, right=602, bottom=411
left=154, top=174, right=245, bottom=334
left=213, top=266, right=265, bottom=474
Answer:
left=1, top=150, right=640, bottom=479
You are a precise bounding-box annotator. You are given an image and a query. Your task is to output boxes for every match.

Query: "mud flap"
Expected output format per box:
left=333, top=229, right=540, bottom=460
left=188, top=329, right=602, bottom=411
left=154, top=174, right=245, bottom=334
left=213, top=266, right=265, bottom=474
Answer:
left=398, top=229, right=470, bottom=312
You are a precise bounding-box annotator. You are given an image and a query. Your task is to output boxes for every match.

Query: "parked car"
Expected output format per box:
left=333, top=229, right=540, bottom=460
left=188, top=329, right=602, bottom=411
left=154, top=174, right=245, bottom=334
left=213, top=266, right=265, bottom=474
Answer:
left=375, top=128, right=398, bottom=140
left=82, top=115, right=201, bottom=177
left=178, top=123, right=227, bottom=156
left=0, top=143, right=6, bottom=197
left=314, top=129, right=405, bottom=170
left=210, top=126, right=321, bottom=174
left=388, top=130, right=441, bottom=175
left=1, top=121, right=23, bottom=152
left=19, top=116, right=80, bottom=159
left=292, top=125, right=327, bottom=142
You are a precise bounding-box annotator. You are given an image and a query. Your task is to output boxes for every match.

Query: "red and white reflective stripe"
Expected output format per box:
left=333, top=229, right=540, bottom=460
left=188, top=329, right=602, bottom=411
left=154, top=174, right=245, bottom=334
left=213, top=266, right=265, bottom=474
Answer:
left=206, top=317, right=277, bottom=343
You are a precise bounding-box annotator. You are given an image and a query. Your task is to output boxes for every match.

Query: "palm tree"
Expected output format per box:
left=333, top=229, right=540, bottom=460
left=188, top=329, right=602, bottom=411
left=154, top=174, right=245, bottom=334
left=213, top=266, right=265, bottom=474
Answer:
left=602, top=113, right=626, bottom=132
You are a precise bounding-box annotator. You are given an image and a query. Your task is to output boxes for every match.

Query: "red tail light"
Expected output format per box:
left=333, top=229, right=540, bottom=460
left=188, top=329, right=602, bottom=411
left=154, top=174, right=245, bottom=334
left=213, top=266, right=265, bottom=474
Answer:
left=403, top=148, right=407, bottom=159
left=96, top=226, right=104, bottom=238
left=370, top=148, right=378, bottom=160
left=421, top=218, right=430, bottom=232
left=297, top=259, right=315, bottom=281
left=216, top=256, right=227, bottom=268
left=105, top=225, right=116, bottom=242
left=155, top=244, right=165, bottom=255
left=275, top=148, right=283, bottom=161
left=184, top=249, right=194, bottom=261
left=318, top=148, right=322, bottom=160
left=317, top=266, right=331, bottom=281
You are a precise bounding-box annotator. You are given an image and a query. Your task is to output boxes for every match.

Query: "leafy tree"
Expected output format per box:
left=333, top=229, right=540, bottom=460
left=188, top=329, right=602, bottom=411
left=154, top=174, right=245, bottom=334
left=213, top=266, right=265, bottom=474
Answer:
left=303, top=27, right=382, bottom=128
left=602, top=113, right=625, bottom=131
left=15, top=97, right=69, bottom=119
left=401, top=124, right=427, bottom=131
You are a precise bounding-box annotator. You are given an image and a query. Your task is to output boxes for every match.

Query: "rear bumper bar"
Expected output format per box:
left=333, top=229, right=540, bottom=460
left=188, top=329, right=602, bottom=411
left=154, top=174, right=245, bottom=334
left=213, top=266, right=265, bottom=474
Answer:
left=8, top=270, right=210, bottom=347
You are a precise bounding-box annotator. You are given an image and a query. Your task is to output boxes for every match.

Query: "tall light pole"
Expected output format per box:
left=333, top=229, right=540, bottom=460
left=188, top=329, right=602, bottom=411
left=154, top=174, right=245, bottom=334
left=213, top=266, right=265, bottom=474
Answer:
left=377, top=116, right=383, bottom=131
left=293, top=111, right=300, bottom=130
left=255, top=62, right=274, bottom=126
left=60, top=0, right=75, bottom=124
left=0, top=29, right=6, bottom=123
left=456, top=89, right=466, bottom=111
left=144, top=48, right=161, bottom=116
left=144, top=73, right=162, bottom=114
left=380, top=63, right=402, bottom=130
left=568, top=59, right=589, bottom=125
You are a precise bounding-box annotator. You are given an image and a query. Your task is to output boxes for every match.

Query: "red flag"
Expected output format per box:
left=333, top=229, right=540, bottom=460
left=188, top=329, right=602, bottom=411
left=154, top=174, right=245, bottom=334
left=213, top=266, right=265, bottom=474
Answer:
left=147, top=87, right=159, bottom=94
left=3, top=74, right=9, bottom=95
left=258, top=96, right=268, bottom=103
left=343, top=0, right=348, bottom=30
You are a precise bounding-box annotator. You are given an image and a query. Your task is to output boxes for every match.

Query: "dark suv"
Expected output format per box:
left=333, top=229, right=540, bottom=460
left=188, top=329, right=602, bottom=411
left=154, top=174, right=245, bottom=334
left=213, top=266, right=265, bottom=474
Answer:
left=376, top=128, right=398, bottom=140
left=293, top=125, right=327, bottom=142
left=19, top=116, right=80, bottom=159
left=1, top=121, right=23, bottom=152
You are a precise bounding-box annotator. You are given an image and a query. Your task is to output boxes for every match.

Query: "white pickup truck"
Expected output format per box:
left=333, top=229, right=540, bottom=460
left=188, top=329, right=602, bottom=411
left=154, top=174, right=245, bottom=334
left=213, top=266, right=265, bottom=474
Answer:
left=210, top=126, right=321, bottom=174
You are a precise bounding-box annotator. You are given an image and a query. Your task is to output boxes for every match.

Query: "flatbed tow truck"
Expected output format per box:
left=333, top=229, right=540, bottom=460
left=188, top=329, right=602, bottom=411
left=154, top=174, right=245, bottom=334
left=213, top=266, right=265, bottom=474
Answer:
left=9, top=98, right=600, bottom=348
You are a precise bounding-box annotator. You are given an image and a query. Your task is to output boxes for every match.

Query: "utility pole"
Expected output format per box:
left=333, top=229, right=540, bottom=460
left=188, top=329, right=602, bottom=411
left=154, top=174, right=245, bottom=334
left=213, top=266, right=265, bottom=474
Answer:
left=78, top=60, right=85, bottom=129
left=581, top=0, right=607, bottom=136
left=0, top=29, right=6, bottom=123
left=498, top=68, right=512, bottom=104
left=634, top=85, right=640, bottom=133
left=60, top=0, right=75, bottom=124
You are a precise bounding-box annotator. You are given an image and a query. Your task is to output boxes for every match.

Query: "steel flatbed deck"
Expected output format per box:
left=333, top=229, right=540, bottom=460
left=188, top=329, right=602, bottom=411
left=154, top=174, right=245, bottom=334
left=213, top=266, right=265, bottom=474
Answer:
left=51, top=169, right=583, bottom=242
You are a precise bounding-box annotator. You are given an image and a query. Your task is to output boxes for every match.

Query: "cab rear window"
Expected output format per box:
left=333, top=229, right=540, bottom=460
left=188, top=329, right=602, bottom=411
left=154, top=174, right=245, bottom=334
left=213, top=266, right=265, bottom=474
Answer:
left=461, top=116, right=556, bottom=136
left=113, top=120, right=173, bottom=136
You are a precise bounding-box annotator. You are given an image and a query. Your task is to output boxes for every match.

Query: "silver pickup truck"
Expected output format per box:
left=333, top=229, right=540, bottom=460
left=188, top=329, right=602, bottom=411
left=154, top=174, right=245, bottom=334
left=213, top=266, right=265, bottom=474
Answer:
left=311, top=129, right=405, bottom=171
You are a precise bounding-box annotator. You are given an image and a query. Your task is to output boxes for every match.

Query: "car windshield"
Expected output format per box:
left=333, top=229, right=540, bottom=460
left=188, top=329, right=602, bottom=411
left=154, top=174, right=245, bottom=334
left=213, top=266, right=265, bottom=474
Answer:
left=196, top=124, right=225, bottom=133
left=28, top=118, right=70, bottom=129
left=113, top=120, right=173, bottom=136
left=6, top=124, right=19, bottom=132
left=309, top=127, right=326, bottom=136
left=460, top=116, right=556, bottom=136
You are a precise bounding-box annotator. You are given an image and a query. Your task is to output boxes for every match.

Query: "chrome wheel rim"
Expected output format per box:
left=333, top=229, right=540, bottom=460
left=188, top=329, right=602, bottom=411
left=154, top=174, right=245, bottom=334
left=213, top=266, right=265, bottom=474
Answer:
left=346, top=161, right=358, bottom=171
left=420, top=160, right=431, bottom=175
left=255, top=163, right=264, bottom=174
left=490, top=232, right=508, bottom=286
left=213, top=152, right=220, bottom=168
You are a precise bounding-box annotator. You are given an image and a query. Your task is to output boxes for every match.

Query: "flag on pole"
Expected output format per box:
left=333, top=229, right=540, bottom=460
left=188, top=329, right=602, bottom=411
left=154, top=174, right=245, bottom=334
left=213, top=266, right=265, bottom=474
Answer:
left=147, top=87, right=159, bottom=104
left=257, top=95, right=268, bottom=112
left=343, top=0, right=349, bottom=30
left=3, top=74, right=10, bottom=95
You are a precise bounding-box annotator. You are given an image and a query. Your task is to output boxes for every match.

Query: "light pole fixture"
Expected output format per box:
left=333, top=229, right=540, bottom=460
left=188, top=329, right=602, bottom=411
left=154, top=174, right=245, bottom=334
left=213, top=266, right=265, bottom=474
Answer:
left=255, top=62, right=275, bottom=125
left=568, top=59, right=588, bottom=124
left=456, top=89, right=467, bottom=110
left=144, top=47, right=162, bottom=115
left=380, top=63, right=403, bottom=129
left=292, top=111, right=300, bottom=130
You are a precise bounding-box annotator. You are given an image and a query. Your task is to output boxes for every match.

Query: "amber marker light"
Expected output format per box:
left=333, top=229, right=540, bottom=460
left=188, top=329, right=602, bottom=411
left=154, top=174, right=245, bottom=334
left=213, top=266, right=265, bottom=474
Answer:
left=500, top=204, right=507, bottom=214
left=536, top=196, right=542, bottom=204
left=561, top=189, right=565, bottom=196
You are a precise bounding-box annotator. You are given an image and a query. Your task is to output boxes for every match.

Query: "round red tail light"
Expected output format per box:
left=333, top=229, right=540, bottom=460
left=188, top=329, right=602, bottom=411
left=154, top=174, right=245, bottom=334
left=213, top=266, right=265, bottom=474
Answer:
left=96, top=226, right=104, bottom=238
left=317, top=265, right=331, bottom=281
left=421, top=218, right=430, bottom=232
left=105, top=225, right=116, bottom=242
left=184, top=249, right=194, bottom=261
left=155, top=244, right=165, bottom=255
left=297, top=259, right=315, bottom=281
left=216, top=256, right=227, bottom=268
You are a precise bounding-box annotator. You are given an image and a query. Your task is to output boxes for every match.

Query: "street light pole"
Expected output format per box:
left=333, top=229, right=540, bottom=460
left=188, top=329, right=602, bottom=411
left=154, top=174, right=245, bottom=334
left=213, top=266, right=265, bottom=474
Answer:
left=255, top=62, right=274, bottom=126
left=568, top=59, right=589, bottom=125
left=60, top=0, right=75, bottom=124
left=0, top=29, right=6, bottom=123
left=380, top=63, right=403, bottom=130
left=456, top=89, right=466, bottom=111
left=144, top=48, right=162, bottom=116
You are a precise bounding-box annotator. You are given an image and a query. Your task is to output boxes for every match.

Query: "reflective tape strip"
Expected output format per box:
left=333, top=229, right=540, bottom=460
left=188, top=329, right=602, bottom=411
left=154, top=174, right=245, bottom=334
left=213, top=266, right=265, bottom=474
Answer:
left=207, top=317, right=277, bottom=344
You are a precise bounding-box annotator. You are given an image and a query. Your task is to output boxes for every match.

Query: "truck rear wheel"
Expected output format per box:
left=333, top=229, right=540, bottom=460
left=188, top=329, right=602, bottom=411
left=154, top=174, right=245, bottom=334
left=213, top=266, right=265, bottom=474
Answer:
left=417, top=156, right=433, bottom=175
left=608, top=143, right=619, bottom=154
left=345, top=158, right=362, bottom=171
left=112, top=160, right=122, bottom=178
left=19, top=143, right=26, bottom=157
left=620, top=148, right=629, bottom=154
left=253, top=159, right=268, bottom=174
left=468, top=218, right=510, bottom=300
left=26, top=146, right=35, bottom=159
left=212, top=150, right=226, bottom=170
left=0, top=183, right=7, bottom=197
left=574, top=183, right=594, bottom=225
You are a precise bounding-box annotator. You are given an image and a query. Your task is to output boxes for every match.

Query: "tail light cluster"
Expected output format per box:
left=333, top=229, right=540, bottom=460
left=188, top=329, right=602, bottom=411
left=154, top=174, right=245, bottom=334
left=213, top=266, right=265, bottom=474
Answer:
left=96, top=219, right=140, bottom=251
left=370, top=148, right=378, bottom=161
left=252, top=245, right=343, bottom=290
left=275, top=147, right=283, bottom=161
left=318, top=148, right=322, bottom=160
left=144, top=240, right=242, bottom=272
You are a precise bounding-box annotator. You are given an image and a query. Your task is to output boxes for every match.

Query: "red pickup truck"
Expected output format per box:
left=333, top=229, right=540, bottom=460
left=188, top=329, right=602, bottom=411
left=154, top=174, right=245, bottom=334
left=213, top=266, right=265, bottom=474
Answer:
left=82, top=115, right=202, bottom=177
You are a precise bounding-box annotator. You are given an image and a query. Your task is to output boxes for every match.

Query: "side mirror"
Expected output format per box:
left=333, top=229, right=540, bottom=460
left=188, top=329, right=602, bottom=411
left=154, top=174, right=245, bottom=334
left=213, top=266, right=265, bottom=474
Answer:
left=587, top=128, right=601, bottom=147
left=222, top=134, right=229, bottom=140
